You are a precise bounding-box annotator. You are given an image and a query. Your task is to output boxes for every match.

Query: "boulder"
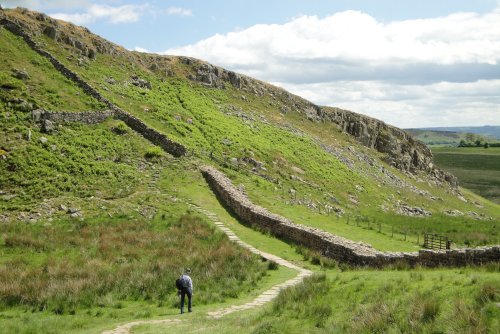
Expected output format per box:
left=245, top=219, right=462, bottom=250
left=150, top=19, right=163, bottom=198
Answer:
left=41, top=119, right=54, bottom=133
left=11, top=69, right=29, bottom=80
left=43, top=25, right=57, bottom=39
left=130, top=75, right=152, bottom=89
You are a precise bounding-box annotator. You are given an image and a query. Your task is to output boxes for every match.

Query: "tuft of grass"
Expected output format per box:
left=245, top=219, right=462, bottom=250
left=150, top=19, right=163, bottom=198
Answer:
left=144, top=146, right=164, bottom=160
left=112, top=121, right=129, bottom=135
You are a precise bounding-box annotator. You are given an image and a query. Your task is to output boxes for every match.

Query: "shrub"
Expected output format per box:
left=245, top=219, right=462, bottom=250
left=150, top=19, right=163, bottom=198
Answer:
left=112, top=121, right=128, bottom=135
left=144, top=146, right=164, bottom=159
left=267, top=260, right=279, bottom=270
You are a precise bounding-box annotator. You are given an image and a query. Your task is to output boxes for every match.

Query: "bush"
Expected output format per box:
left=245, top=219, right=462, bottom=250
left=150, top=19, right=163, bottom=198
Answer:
left=267, top=260, right=279, bottom=270
left=112, top=121, right=129, bottom=135
left=144, top=146, right=164, bottom=159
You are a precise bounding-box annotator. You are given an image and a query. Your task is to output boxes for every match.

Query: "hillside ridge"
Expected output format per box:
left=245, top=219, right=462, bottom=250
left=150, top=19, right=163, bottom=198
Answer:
left=0, top=6, right=456, bottom=186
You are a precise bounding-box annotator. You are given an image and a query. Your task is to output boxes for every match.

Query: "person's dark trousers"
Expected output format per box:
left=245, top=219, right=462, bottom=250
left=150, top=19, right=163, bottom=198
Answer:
left=180, top=290, right=192, bottom=313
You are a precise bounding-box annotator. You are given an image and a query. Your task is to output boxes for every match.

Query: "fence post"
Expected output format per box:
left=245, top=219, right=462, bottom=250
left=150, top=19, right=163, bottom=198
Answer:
left=391, top=226, right=394, bottom=238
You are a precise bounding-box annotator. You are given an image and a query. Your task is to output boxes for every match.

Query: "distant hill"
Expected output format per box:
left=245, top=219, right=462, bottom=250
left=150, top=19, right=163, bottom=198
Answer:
left=406, top=126, right=500, bottom=146
left=418, top=126, right=500, bottom=138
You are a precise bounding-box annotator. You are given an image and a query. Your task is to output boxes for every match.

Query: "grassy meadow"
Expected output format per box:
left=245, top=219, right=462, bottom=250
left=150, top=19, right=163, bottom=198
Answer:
left=432, top=147, right=500, bottom=204
left=133, top=267, right=500, bottom=334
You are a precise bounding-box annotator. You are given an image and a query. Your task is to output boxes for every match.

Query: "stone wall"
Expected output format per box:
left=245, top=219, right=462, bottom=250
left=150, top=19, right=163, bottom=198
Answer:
left=1, top=15, right=186, bottom=158
left=201, top=165, right=499, bottom=267
left=32, top=109, right=115, bottom=124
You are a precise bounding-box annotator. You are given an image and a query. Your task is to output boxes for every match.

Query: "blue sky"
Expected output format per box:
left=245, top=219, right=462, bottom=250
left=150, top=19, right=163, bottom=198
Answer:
left=3, top=0, right=500, bottom=128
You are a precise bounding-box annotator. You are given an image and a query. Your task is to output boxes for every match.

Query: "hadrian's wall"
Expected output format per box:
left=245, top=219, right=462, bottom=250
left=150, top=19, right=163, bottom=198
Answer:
left=32, top=109, right=115, bottom=124
left=1, top=16, right=186, bottom=158
left=201, top=165, right=500, bottom=267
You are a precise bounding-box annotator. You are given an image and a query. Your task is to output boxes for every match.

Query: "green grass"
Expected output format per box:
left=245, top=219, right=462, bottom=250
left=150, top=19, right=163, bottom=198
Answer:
left=0, top=28, right=104, bottom=112
left=135, top=266, right=500, bottom=334
left=21, top=21, right=497, bottom=249
left=433, top=147, right=500, bottom=204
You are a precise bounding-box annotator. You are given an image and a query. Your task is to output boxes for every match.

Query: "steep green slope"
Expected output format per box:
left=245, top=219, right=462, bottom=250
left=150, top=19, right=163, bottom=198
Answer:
left=1, top=7, right=499, bottom=248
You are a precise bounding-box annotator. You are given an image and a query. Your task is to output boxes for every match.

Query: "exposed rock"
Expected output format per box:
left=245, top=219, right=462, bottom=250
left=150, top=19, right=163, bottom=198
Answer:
left=11, top=68, right=29, bottom=80
left=41, top=119, right=54, bottom=133
left=130, top=75, right=151, bottom=89
left=243, top=157, right=264, bottom=169
left=398, top=204, right=431, bottom=217
left=319, top=106, right=458, bottom=187
left=43, top=25, right=57, bottom=39
left=348, top=195, right=359, bottom=205
left=445, top=209, right=463, bottom=216
left=39, top=136, right=48, bottom=144
left=227, top=71, right=241, bottom=88
left=105, top=77, right=116, bottom=84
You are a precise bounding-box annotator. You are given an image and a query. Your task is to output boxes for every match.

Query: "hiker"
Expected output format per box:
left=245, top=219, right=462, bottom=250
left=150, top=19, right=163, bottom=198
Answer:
left=177, top=268, right=193, bottom=314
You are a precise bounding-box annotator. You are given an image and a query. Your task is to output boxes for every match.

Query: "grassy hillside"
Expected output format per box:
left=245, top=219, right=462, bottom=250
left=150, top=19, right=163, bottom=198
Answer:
left=0, top=8, right=499, bottom=333
left=432, top=147, right=500, bottom=205
left=8, top=15, right=495, bottom=248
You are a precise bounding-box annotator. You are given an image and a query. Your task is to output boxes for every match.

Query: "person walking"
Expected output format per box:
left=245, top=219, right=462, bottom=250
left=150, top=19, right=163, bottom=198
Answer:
left=178, top=268, right=193, bottom=314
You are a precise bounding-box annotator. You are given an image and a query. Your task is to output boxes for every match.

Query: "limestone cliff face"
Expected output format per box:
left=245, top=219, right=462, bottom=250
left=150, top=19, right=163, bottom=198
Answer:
left=320, top=107, right=458, bottom=187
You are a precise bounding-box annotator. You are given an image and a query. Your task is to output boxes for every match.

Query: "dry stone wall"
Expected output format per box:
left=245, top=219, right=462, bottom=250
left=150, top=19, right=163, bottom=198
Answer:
left=32, top=109, right=114, bottom=124
left=201, top=165, right=499, bottom=267
left=1, top=15, right=186, bottom=158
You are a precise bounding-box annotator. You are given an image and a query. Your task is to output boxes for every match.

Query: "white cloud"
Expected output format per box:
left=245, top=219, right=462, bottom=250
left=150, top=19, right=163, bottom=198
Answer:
left=163, top=8, right=500, bottom=127
left=277, top=80, right=500, bottom=128
left=166, top=7, right=192, bottom=17
left=50, top=4, right=150, bottom=25
left=133, top=46, right=150, bottom=53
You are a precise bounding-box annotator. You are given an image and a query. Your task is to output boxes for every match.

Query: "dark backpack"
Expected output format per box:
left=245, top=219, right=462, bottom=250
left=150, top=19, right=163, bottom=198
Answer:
left=176, top=276, right=189, bottom=291
left=175, top=278, right=184, bottom=290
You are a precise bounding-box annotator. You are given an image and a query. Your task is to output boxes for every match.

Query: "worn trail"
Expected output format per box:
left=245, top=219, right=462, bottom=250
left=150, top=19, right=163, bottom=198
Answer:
left=102, top=202, right=312, bottom=334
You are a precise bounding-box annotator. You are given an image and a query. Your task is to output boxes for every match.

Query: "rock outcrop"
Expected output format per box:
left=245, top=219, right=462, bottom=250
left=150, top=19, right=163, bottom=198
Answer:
left=319, top=107, right=458, bottom=187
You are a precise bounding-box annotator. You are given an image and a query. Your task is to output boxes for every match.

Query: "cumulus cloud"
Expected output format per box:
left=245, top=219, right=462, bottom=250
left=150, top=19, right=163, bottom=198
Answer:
left=50, top=4, right=150, bottom=25
left=278, top=80, right=500, bottom=128
left=164, top=8, right=500, bottom=127
left=166, top=7, right=192, bottom=17
left=165, top=10, right=500, bottom=84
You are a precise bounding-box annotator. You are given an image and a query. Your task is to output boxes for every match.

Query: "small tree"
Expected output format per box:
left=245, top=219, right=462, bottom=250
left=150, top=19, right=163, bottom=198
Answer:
left=458, top=140, right=467, bottom=147
left=484, top=142, right=490, bottom=149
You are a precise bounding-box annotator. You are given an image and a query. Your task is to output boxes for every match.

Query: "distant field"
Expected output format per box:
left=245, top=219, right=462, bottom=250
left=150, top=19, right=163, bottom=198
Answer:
left=432, top=147, right=500, bottom=204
